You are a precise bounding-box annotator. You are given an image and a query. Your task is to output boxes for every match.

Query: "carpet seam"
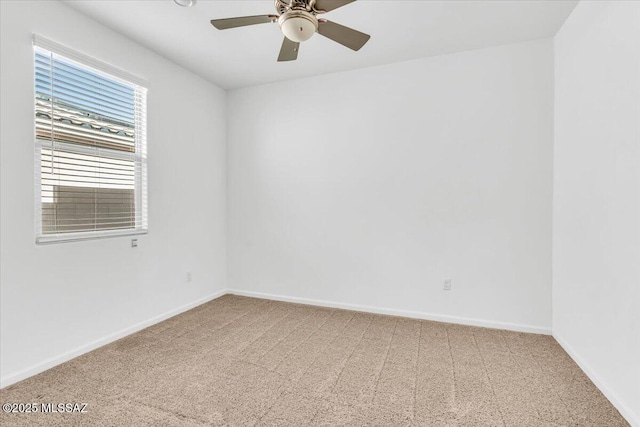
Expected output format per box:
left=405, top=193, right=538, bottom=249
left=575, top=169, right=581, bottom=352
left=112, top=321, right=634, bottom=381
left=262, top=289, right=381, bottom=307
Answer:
left=307, top=314, right=375, bottom=425
left=472, top=329, right=507, bottom=427
left=254, top=306, right=323, bottom=365
left=215, top=301, right=285, bottom=354
left=523, top=334, right=578, bottom=424
left=272, top=309, right=353, bottom=373
left=255, top=310, right=352, bottom=424
left=232, top=304, right=300, bottom=357
left=253, top=309, right=346, bottom=424
left=371, top=317, right=399, bottom=405
left=445, top=325, right=458, bottom=421
left=328, top=315, right=376, bottom=396
left=499, top=329, right=543, bottom=421
left=176, top=297, right=272, bottom=342
left=123, top=395, right=212, bottom=426
left=412, top=319, right=423, bottom=423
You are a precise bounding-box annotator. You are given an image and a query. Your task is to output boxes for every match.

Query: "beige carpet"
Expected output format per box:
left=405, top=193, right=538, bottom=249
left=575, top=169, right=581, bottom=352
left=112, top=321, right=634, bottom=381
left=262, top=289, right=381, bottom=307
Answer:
left=0, top=295, right=628, bottom=426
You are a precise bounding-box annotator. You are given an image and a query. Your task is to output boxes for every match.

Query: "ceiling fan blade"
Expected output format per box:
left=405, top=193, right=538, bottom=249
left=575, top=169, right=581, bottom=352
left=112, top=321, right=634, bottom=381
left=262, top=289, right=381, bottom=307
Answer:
left=278, top=37, right=300, bottom=62
left=313, top=0, right=357, bottom=13
left=210, top=15, right=278, bottom=30
left=317, top=20, right=370, bottom=51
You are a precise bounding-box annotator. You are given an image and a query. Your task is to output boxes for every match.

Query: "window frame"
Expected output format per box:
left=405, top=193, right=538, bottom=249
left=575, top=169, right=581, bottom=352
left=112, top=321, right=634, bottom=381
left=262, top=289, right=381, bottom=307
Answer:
left=33, top=35, right=148, bottom=244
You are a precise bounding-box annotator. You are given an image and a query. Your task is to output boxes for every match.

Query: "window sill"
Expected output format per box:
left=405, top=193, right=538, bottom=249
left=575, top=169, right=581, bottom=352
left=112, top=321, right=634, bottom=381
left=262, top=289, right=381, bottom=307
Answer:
left=36, top=229, right=148, bottom=245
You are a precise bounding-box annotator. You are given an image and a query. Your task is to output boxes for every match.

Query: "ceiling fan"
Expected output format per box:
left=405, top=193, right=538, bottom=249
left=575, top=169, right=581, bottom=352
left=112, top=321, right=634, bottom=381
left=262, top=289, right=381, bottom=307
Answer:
left=210, top=0, right=370, bottom=62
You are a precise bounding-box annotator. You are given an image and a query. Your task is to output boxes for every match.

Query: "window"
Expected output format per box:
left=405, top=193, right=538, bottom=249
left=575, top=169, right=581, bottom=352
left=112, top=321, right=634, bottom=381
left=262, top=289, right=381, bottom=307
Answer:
left=33, top=36, right=147, bottom=243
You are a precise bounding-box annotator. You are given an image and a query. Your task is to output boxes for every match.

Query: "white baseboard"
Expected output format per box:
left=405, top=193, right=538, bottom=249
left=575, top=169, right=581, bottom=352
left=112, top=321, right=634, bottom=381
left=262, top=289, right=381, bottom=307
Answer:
left=553, top=333, right=639, bottom=427
left=230, top=289, right=552, bottom=335
left=0, top=289, right=229, bottom=389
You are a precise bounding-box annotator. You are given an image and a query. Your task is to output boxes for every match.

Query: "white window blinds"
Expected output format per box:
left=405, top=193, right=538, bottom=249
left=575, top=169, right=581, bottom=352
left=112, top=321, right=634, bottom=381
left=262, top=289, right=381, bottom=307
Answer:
left=33, top=36, right=148, bottom=243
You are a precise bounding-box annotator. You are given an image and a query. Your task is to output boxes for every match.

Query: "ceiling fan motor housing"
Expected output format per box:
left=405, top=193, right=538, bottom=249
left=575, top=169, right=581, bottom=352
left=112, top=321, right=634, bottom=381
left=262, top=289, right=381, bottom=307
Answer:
left=278, top=10, right=318, bottom=43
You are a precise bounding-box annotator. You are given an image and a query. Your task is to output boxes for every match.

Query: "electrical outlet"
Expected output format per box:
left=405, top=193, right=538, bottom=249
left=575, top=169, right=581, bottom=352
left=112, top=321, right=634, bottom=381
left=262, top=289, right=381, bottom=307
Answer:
left=131, top=238, right=138, bottom=248
left=186, top=272, right=192, bottom=282
left=443, top=278, right=452, bottom=291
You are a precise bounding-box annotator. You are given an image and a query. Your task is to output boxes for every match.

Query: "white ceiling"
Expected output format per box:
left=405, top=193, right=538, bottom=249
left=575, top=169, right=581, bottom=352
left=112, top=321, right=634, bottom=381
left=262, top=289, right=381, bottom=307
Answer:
left=64, top=0, right=578, bottom=90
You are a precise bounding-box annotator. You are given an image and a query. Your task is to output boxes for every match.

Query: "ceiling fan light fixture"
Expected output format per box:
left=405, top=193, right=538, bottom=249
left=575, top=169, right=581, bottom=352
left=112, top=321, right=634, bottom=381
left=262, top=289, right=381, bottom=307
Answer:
left=278, top=11, right=318, bottom=43
left=173, top=0, right=196, bottom=7
left=209, top=0, right=370, bottom=62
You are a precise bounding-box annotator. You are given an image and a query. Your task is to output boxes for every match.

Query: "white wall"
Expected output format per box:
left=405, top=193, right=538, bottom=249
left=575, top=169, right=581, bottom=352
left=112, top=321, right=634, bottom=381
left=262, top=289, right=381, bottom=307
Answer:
left=0, top=0, right=227, bottom=386
left=227, top=39, right=554, bottom=333
left=553, top=1, right=640, bottom=425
